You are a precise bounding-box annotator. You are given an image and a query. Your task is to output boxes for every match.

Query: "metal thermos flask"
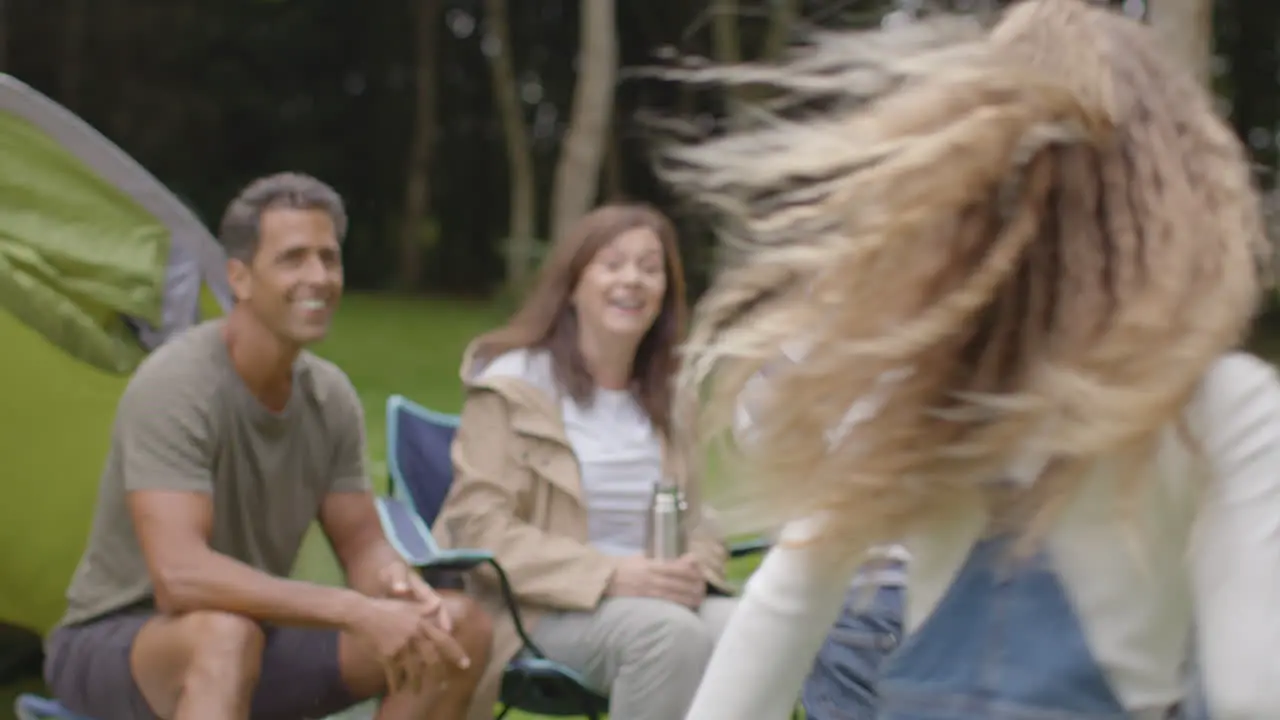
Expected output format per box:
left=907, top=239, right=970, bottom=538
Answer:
left=645, top=482, right=687, bottom=560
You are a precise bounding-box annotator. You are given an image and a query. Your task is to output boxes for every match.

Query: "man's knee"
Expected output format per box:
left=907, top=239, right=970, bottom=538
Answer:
left=440, top=590, right=494, bottom=669
left=133, top=611, right=265, bottom=713
left=179, top=611, right=265, bottom=675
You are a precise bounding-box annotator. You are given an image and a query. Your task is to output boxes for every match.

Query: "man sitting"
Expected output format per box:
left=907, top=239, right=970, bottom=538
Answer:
left=43, top=172, right=492, bottom=720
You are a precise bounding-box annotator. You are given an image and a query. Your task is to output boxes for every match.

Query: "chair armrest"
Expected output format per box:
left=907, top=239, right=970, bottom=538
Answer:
left=375, top=495, right=449, bottom=566
left=728, top=536, right=772, bottom=558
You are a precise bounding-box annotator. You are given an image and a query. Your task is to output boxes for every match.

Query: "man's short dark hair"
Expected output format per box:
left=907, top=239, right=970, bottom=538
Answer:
left=218, top=172, right=348, bottom=262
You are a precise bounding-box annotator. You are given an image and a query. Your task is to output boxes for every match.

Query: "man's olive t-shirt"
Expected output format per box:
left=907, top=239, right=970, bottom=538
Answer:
left=57, top=320, right=371, bottom=628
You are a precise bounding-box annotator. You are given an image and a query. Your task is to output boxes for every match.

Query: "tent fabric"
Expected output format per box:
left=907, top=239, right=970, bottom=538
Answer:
left=0, top=74, right=233, bottom=375
left=0, top=74, right=233, bottom=638
left=0, top=309, right=135, bottom=638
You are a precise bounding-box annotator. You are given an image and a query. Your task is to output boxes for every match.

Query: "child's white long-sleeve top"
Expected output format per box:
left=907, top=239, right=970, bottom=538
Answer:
left=688, top=352, right=1280, bottom=720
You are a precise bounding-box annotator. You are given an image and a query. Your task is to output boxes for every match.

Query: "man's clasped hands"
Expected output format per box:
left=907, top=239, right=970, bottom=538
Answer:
left=349, top=563, right=472, bottom=695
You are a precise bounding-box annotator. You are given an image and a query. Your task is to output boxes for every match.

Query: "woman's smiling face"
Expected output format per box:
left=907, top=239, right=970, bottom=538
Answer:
left=572, top=227, right=668, bottom=344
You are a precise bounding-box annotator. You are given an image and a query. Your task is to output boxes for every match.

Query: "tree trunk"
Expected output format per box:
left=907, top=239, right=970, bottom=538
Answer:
left=59, top=0, right=89, bottom=111
left=603, top=114, right=624, bottom=201
left=0, top=0, right=8, bottom=73
left=711, top=0, right=744, bottom=111
left=761, top=0, right=799, bottom=63
left=1147, top=0, right=1213, bottom=87
left=484, top=0, right=537, bottom=293
left=717, top=0, right=801, bottom=112
left=549, top=0, right=617, bottom=245
left=398, top=0, right=444, bottom=291
left=105, top=0, right=134, bottom=143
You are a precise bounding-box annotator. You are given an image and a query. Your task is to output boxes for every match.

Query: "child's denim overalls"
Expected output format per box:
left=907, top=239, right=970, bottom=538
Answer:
left=802, top=537, right=1207, bottom=720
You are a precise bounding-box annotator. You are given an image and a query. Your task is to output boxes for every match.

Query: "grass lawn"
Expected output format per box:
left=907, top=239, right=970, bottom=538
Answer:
left=2, top=293, right=762, bottom=719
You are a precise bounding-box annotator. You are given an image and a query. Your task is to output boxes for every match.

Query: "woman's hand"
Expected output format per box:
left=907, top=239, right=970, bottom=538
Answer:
left=606, top=554, right=707, bottom=609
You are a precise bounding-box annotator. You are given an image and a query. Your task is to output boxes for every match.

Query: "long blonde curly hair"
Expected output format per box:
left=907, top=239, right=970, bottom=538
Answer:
left=660, top=0, right=1268, bottom=559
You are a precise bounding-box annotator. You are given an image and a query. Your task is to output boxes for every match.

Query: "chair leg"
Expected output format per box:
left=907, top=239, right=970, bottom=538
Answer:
left=495, top=704, right=512, bottom=720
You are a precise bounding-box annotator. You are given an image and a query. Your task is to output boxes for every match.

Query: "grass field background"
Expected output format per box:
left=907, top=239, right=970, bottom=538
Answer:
left=2, top=293, right=763, bottom=719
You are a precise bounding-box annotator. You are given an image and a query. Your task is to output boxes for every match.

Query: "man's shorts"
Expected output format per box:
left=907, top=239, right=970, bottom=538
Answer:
left=44, top=609, right=360, bottom=720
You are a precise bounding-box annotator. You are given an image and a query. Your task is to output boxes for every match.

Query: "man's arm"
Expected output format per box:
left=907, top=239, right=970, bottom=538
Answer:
left=317, top=370, right=409, bottom=596
left=120, top=365, right=372, bottom=630
left=131, top=490, right=369, bottom=629
left=320, top=490, right=407, bottom=597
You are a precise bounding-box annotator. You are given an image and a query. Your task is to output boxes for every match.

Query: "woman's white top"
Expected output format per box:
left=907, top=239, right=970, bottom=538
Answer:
left=481, top=349, right=662, bottom=556
left=687, top=352, right=1280, bottom=720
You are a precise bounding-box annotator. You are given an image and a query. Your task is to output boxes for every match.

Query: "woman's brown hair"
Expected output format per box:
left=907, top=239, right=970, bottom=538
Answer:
left=469, top=203, right=688, bottom=436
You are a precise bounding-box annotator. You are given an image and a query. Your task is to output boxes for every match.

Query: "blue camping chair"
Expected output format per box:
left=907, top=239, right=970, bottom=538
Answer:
left=383, top=393, right=773, bottom=720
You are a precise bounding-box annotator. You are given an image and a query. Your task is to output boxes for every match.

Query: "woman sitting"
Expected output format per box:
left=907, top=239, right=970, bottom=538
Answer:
left=434, top=203, right=737, bottom=720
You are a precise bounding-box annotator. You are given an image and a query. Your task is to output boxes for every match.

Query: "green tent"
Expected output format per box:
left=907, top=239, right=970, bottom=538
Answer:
left=0, top=73, right=232, bottom=650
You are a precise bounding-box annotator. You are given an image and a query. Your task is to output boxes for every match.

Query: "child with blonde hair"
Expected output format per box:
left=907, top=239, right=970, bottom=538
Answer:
left=659, top=1, right=1278, bottom=717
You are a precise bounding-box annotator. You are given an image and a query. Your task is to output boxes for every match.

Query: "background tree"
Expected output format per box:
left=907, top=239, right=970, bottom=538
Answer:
left=0, top=0, right=1272, bottom=299
left=398, top=0, right=444, bottom=290
left=549, top=0, right=617, bottom=247
left=484, top=0, right=538, bottom=294
left=0, top=0, right=7, bottom=71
